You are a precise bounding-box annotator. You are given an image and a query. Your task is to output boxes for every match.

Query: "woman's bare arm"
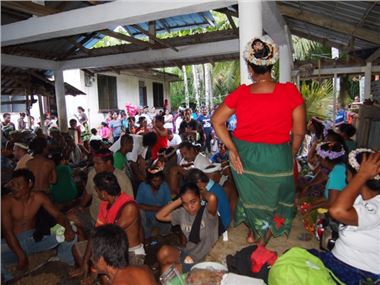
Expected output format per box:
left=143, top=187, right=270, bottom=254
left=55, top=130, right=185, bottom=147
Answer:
left=291, top=104, right=306, bottom=156
left=211, top=104, right=243, bottom=174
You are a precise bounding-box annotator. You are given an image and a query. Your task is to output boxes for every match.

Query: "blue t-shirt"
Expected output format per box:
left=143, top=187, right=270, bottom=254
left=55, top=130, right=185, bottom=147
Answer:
left=109, top=120, right=122, bottom=138
left=211, top=152, right=228, bottom=163
left=207, top=180, right=231, bottom=230
left=227, top=114, right=237, bottom=132
left=325, top=164, right=347, bottom=198
left=197, top=115, right=212, bottom=135
left=136, top=181, right=172, bottom=220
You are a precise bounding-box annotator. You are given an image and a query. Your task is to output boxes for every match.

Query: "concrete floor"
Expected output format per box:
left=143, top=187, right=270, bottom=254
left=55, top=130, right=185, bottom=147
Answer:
left=206, top=213, right=319, bottom=264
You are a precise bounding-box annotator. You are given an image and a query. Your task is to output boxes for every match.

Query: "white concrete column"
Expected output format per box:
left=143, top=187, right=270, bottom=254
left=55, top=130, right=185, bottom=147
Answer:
left=279, top=44, right=291, bottom=83
left=239, top=0, right=262, bottom=85
left=333, top=73, right=337, bottom=126
left=364, top=61, right=372, bottom=100
left=359, top=76, right=365, bottom=102
left=54, top=70, right=68, bottom=132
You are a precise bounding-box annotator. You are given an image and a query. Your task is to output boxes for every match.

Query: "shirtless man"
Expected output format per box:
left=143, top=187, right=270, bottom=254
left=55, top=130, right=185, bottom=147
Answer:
left=26, top=136, right=56, bottom=192
left=74, top=172, right=144, bottom=281
left=91, top=224, right=155, bottom=285
left=1, top=169, right=76, bottom=281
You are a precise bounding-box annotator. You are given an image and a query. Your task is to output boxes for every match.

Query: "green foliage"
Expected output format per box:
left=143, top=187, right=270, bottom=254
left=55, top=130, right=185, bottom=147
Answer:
left=292, top=36, right=331, bottom=61
left=301, top=80, right=333, bottom=121
left=212, top=60, right=240, bottom=103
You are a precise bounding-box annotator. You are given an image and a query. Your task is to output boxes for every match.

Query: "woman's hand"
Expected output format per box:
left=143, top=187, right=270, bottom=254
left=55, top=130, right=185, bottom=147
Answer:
left=357, top=152, right=380, bottom=180
left=229, top=149, right=244, bottom=175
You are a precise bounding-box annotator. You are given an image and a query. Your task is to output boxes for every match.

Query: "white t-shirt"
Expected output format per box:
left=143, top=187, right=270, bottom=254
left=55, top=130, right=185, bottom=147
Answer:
left=332, top=194, right=380, bottom=274
left=168, top=134, right=182, bottom=147
left=109, top=134, right=147, bottom=163
left=180, top=153, right=211, bottom=170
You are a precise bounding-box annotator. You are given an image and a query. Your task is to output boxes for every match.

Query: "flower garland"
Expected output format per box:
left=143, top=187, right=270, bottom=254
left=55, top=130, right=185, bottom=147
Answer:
left=316, top=142, right=345, bottom=160
left=348, top=148, right=380, bottom=180
left=243, top=35, right=279, bottom=66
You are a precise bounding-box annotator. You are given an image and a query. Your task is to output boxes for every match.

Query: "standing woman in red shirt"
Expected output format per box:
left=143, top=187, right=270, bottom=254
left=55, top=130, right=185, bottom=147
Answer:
left=212, top=35, right=306, bottom=245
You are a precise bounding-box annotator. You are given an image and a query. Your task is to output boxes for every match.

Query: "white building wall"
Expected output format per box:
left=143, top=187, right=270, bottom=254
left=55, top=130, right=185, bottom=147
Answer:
left=63, top=70, right=167, bottom=128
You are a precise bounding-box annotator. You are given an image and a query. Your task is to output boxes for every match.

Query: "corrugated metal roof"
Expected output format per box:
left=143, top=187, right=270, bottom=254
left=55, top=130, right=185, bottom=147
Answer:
left=280, top=1, right=380, bottom=51
left=124, top=11, right=215, bottom=37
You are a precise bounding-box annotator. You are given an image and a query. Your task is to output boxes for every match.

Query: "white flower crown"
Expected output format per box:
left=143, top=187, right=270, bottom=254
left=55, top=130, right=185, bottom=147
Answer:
left=348, top=148, right=380, bottom=180
left=243, top=35, right=279, bottom=66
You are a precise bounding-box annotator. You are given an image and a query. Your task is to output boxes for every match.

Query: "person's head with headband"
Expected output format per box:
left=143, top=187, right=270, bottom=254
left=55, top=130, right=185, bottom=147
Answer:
left=243, top=35, right=279, bottom=78
left=13, top=142, right=29, bottom=161
left=348, top=149, right=380, bottom=191
left=316, top=141, right=346, bottom=171
left=146, top=166, right=165, bottom=191
left=93, top=149, right=114, bottom=173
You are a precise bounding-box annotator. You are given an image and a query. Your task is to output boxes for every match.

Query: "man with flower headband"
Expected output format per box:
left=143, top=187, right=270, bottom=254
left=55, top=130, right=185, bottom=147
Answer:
left=212, top=35, right=306, bottom=244
left=136, top=166, right=172, bottom=238
left=308, top=149, right=380, bottom=284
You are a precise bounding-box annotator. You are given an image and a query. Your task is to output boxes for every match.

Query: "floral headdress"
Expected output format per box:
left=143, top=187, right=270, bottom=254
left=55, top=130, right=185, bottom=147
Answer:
left=243, top=35, right=279, bottom=66
left=147, top=166, right=164, bottom=174
left=316, top=142, right=345, bottom=160
left=348, top=148, right=380, bottom=180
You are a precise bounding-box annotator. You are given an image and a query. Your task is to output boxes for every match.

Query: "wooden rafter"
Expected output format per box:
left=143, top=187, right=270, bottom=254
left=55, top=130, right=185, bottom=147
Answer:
left=65, top=37, right=92, bottom=55
left=131, top=24, right=179, bottom=52
left=366, top=48, right=380, bottom=63
left=277, top=3, right=380, bottom=45
left=158, top=19, right=171, bottom=33
left=1, top=1, right=60, bottom=16
left=291, top=29, right=348, bottom=50
left=99, top=29, right=153, bottom=47
left=61, top=32, right=97, bottom=59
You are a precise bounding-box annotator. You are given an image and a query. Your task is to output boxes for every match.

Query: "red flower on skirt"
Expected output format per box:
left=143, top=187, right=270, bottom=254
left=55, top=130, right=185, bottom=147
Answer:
left=273, top=215, right=286, bottom=229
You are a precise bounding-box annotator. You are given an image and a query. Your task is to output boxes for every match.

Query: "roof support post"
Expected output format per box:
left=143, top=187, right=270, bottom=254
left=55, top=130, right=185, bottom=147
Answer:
left=54, top=70, right=68, bottom=132
left=239, top=0, right=262, bottom=85
left=279, top=44, right=292, bottom=83
left=364, top=61, right=372, bottom=100
left=333, top=72, right=338, bottom=127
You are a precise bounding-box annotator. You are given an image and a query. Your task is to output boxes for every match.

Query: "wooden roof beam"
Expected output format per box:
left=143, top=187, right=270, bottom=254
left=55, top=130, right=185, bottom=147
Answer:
left=2, top=0, right=237, bottom=46
left=99, top=29, right=153, bottom=47
left=291, top=29, right=348, bottom=50
left=366, top=48, right=380, bottom=63
left=1, top=1, right=60, bottom=16
left=277, top=3, right=380, bottom=45
left=131, top=24, right=179, bottom=52
left=61, top=32, right=97, bottom=59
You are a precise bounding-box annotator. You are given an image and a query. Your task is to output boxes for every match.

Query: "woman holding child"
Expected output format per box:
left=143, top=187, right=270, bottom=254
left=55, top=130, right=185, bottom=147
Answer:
left=212, top=35, right=306, bottom=244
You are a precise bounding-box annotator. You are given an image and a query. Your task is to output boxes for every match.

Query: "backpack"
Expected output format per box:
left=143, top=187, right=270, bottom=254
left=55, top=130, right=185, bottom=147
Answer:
left=268, top=247, right=344, bottom=285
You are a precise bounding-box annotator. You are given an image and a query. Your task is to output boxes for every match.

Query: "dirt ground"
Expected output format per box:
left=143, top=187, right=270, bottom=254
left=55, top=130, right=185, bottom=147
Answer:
left=5, top=214, right=317, bottom=285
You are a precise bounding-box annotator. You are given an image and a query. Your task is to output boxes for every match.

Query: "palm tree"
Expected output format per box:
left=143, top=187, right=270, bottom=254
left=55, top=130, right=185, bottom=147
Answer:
left=212, top=60, right=240, bottom=104
left=301, top=80, right=333, bottom=121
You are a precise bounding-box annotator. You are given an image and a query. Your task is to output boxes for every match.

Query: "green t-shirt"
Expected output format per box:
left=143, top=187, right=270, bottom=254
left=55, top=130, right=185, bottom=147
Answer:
left=113, top=150, right=127, bottom=170
left=50, top=165, right=78, bottom=203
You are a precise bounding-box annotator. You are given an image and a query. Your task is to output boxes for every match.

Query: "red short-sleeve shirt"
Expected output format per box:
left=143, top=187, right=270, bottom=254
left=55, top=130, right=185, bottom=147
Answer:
left=224, top=82, right=304, bottom=144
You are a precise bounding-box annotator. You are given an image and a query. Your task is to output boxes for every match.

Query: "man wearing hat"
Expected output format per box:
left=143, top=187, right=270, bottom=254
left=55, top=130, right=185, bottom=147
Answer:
left=13, top=142, right=32, bottom=170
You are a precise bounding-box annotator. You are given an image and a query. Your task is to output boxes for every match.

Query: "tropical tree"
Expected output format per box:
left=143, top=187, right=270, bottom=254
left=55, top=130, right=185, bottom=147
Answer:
left=300, top=80, right=333, bottom=121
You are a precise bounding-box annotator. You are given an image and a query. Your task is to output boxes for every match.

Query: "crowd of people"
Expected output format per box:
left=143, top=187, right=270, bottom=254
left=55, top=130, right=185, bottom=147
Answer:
left=1, top=35, right=379, bottom=285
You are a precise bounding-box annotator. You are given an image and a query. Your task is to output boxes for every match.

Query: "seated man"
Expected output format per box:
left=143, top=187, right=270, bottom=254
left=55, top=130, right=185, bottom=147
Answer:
left=136, top=167, right=172, bottom=239
left=113, top=134, right=133, bottom=171
left=26, top=137, right=57, bottom=193
left=1, top=169, right=76, bottom=281
left=204, top=164, right=238, bottom=219
left=13, top=142, right=32, bottom=170
left=91, top=224, right=156, bottom=285
left=73, top=172, right=145, bottom=280
left=67, top=149, right=134, bottom=240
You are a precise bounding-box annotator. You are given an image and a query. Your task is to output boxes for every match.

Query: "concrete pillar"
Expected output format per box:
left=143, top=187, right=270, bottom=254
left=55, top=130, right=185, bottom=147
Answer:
left=54, top=70, right=68, bottom=132
left=359, top=76, right=365, bottom=102
left=333, top=73, right=337, bottom=126
left=239, top=0, right=262, bottom=85
left=364, top=61, right=372, bottom=100
left=279, top=44, right=291, bottom=83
